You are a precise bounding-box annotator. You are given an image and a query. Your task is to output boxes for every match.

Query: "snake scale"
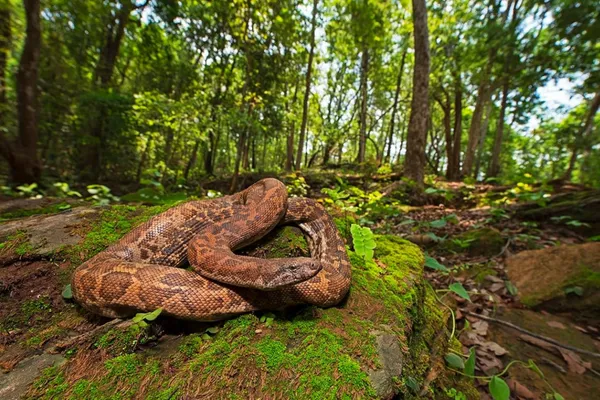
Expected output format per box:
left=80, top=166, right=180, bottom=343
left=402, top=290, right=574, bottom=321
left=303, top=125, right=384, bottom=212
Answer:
left=71, top=178, right=351, bottom=321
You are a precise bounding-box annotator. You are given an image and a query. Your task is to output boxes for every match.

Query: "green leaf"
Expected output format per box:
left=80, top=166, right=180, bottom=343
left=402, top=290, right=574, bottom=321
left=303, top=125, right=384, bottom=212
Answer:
left=424, top=187, right=438, bottom=194
left=424, top=255, right=449, bottom=272
left=449, top=282, right=471, bottom=302
left=489, top=376, right=510, bottom=400
left=144, top=308, right=163, bottom=321
left=504, top=280, right=518, bottom=296
left=429, top=219, right=447, bottom=228
left=588, top=235, right=600, bottom=242
left=425, top=232, right=445, bottom=243
left=444, top=353, right=465, bottom=369
left=553, top=393, right=564, bottom=400
left=405, top=376, right=419, bottom=392
left=464, top=348, right=476, bottom=378
left=351, top=224, right=376, bottom=261
left=206, top=326, right=219, bottom=334
left=62, top=284, right=73, bottom=299
left=564, top=286, right=583, bottom=296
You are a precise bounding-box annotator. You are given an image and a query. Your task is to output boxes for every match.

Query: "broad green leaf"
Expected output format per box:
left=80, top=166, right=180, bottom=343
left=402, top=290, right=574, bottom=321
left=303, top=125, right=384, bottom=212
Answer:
left=449, top=282, right=471, bottom=302
left=62, top=284, right=73, bottom=299
left=464, top=347, right=476, bottom=378
left=144, top=308, right=163, bottom=321
left=405, top=376, right=419, bottom=392
left=444, top=353, right=465, bottom=369
left=564, top=286, right=583, bottom=296
left=553, top=393, right=564, bottom=400
left=351, top=224, right=376, bottom=261
left=489, top=376, right=510, bottom=400
left=448, top=282, right=471, bottom=301
left=429, top=219, right=447, bottom=228
left=424, top=255, right=448, bottom=272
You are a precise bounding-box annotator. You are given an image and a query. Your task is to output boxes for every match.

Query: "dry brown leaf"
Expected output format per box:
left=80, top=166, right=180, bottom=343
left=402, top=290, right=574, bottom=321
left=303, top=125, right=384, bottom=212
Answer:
left=460, top=331, right=484, bottom=346
left=506, top=378, right=536, bottom=399
left=488, top=282, right=505, bottom=293
left=546, top=321, right=566, bottom=330
left=472, top=320, right=489, bottom=336
left=480, top=341, right=509, bottom=356
left=477, top=351, right=503, bottom=374
left=519, top=334, right=559, bottom=354
left=558, top=348, right=591, bottom=375
left=485, top=275, right=504, bottom=283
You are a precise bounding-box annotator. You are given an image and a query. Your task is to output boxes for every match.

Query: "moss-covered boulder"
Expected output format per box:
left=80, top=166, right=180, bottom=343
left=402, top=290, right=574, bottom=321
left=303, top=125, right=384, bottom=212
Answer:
left=442, top=227, right=504, bottom=257
left=506, top=242, right=600, bottom=313
left=0, top=203, right=475, bottom=399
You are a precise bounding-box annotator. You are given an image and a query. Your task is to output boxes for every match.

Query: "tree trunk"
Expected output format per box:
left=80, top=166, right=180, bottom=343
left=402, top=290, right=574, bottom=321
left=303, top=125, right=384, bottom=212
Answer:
left=136, top=137, right=152, bottom=183
left=434, top=93, right=452, bottom=179
left=0, top=0, right=42, bottom=185
left=385, top=43, right=408, bottom=163
left=474, top=99, right=493, bottom=180
left=184, top=139, right=201, bottom=180
left=488, top=78, right=509, bottom=177
left=462, top=53, right=494, bottom=177
left=403, top=0, right=430, bottom=187
left=295, top=0, right=318, bottom=170
left=449, top=70, right=462, bottom=180
left=563, top=91, right=600, bottom=181
left=357, top=46, right=369, bottom=164
left=0, top=4, right=9, bottom=123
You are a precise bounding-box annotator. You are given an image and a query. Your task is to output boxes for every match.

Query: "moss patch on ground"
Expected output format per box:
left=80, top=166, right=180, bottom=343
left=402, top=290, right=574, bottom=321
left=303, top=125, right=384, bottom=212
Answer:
left=441, top=227, right=505, bottom=257
left=25, top=229, right=475, bottom=399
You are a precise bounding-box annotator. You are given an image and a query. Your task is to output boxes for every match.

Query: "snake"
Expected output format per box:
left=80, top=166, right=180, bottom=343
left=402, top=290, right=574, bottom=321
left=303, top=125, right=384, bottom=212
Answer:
left=71, top=178, right=351, bottom=321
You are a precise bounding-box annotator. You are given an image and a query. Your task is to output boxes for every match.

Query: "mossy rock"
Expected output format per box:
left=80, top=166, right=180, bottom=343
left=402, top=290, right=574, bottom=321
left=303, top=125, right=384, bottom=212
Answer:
left=506, top=242, right=600, bottom=314
left=19, top=218, right=475, bottom=400
left=442, top=227, right=504, bottom=257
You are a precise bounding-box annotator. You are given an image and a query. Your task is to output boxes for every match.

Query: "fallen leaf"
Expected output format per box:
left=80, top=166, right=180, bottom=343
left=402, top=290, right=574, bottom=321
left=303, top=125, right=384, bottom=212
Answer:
left=477, top=351, right=503, bottom=374
left=546, top=321, right=566, bottom=330
left=506, top=378, right=536, bottom=399
left=573, top=325, right=588, bottom=333
left=460, top=331, right=484, bottom=346
left=480, top=341, right=509, bottom=356
left=558, top=349, right=591, bottom=375
left=485, top=275, right=503, bottom=283
left=472, top=320, right=489, bottom=336
left=455, top=309, right=463, bottom=320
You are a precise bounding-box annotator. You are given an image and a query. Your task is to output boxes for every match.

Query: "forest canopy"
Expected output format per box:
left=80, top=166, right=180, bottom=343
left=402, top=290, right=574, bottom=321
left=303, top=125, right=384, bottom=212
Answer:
left=0, top=0, right=599, bottom=190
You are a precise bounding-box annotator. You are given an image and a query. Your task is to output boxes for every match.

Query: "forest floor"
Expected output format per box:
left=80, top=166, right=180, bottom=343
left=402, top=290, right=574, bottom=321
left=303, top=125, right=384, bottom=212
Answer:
left=0, top=171, right=599, bottom=399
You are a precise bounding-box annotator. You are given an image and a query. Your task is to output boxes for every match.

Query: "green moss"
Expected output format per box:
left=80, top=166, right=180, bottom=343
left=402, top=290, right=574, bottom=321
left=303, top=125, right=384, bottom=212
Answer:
left=0, top=202, right=77, bottom=220
left=334, top=215, right=357, bottom=243
left=0, top=229, right=31, bottom=257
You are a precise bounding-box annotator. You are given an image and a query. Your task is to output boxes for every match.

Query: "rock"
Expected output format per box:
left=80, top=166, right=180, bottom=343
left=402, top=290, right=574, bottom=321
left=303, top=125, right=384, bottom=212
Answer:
left=0, top=354, right=65, bottom=400
left=368, top=329, right=403, bottom=399
left=0, top=207, right=100, bottom=265
left=442, top=227, right=504, bottom=257
left=506, top=242, right=600, bottom=312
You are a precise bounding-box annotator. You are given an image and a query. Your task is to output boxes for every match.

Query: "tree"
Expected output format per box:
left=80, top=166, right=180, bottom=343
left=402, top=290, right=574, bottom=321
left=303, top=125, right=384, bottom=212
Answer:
left=295, top=0, right=318, bottom=170
left=403, top=0, right=430, bottom=187
left=0, top=0, right=42, bottom=185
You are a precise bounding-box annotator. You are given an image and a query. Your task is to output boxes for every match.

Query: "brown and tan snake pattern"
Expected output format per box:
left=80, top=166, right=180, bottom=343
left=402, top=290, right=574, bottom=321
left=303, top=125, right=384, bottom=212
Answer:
left=71, top=179, right=351, bottom=321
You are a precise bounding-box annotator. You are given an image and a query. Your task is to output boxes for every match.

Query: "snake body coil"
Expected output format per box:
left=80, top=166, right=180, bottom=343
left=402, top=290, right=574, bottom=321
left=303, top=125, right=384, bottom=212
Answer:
left=71, top=179, right=351, bottom=321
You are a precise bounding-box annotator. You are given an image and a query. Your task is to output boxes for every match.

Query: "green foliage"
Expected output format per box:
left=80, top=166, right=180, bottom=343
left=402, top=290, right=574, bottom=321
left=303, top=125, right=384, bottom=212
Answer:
left=350, top=224, right=376, bottom=261
left=444, top=353, right=465, bottom=369
left=424, top=255, right=449, bottom=272
left=87, top=185, right=120, bottom=206
left=448, top=283, right=471, bottom=302
left=488, top=376, right=510, bottom=400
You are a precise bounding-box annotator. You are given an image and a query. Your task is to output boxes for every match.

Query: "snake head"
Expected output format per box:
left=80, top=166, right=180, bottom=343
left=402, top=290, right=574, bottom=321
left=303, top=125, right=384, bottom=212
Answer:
left=237, top=178, right=287, bottom=207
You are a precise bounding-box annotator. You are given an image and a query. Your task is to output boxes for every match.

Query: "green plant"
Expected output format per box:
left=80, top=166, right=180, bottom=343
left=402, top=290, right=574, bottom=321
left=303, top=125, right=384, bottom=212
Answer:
left=445, top=387, right=467, bottom=400
left=53, top=182, right=82, bottom=198
left=87, top=184, right=120, bottom=206
left=350, top=224, right=376, bottom=261
left=285, top=173, right=310, bottom=197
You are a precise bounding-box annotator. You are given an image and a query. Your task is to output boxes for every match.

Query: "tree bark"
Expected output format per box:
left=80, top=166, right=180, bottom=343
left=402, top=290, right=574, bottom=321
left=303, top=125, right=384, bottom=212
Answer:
left=295, top=0, right=318, bottom=170
left=474, top=99, right=493, bottom=180
left=385, top=43, right=408, bottom=164
left=285, top=78, right=299, bottom=171
left=184, top=139, right=201, bottom=180
left=563, top=91, right=600, bottom=181
left=434, top=91, right=452, bottom=179
left=357, top=46, right=369, bottom=164
left=488, top=77, right=509, bottom=177
left=0, top=4, right=9, bottom=123
left=449, top=70, right=462, bottom=180
left=403, top=0, right=430, bottom=187
left=0, top=0, right=42, bottom=184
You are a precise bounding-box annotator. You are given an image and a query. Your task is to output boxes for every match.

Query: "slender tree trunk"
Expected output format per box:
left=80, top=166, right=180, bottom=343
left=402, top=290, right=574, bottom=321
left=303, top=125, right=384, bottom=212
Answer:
left=403, top=0, right=430, bottom=187
left=488, top=78, right=509, bottom=177
left=184, top=139, right=200, bottom=180
left=435, top=93, right=453, bottom=179
left=0, top=0, right=42, bottom=184
left=462, top=53, right=494, bottom=177
left=450, top=71, right=462, bottom=180
left=474, top=99, right=493, bottom=179
left=285, top=79, right=299, bottom=171
left=357, top=46, right=369, bottom=164
left=0, top=4, right=9, bottom=123
left=386, top=44, right=408, bottom=163
left=563, top=91, right=600, bottom=181
left=136, top=137, right=152, bottom=183
left=295, top=0, right=318, bottom=170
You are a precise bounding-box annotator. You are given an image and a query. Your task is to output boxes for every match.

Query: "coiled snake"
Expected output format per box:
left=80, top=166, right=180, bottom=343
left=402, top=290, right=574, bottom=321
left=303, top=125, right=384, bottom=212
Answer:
left=71, top=179, right=351, bottom=321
